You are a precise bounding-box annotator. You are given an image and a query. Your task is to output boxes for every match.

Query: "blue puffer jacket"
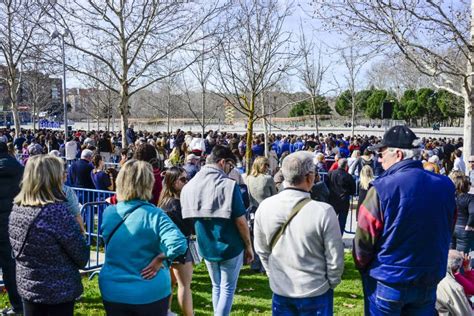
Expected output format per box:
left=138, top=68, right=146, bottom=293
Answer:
left=9, top=202, right=89, bottom=304
left=370, top=159, right=455, bottom=286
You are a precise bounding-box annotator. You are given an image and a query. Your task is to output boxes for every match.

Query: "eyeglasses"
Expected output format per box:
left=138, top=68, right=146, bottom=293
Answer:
left=377, top=149, right=390, bottom=159
left=225, top=160, right=235, bottom=170
left=178, top=177, right=188, bottom=183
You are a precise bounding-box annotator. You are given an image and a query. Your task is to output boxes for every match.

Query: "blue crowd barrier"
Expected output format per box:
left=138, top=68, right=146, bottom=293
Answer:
left=80, top=201, right=109, bottom=278
left=71, top=187, right=115, bottom=205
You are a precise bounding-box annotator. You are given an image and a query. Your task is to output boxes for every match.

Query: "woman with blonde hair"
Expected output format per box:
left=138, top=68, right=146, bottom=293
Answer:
left=356, top=165, right=375, bottom=217
left=158, top=167, right=194, bottom=316
left=246, top=156, right=277, bottom=209
left=99, top=159, right=187, bottom=316
left=246, top=156, right=277, bottom=272
left=9, top=155, right=89, bottom=316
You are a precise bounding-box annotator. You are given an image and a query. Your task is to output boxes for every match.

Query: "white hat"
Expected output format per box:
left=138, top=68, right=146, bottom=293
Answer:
left=428, top=155, right=439, bottom=164
left=49, top=150, right=61, bottom=157
left=186, top=154, right=198, bottom=162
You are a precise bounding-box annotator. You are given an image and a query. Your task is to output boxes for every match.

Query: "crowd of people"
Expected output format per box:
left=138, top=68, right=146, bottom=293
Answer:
left=0, top=124, right=473, bottom=315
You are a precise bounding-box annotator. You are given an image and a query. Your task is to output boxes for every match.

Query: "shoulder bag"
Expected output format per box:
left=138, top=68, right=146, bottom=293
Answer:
left=105, top=203, right=145, bottom=246
left=270, top=198, right=311, bottom=250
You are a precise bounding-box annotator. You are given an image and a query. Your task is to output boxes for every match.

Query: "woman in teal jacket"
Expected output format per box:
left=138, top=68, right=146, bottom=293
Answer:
left=99, top=159, right=187, bottom=316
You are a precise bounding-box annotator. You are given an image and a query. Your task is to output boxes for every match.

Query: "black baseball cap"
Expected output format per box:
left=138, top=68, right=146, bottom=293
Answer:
left=371, top=125, right=419, bottom=151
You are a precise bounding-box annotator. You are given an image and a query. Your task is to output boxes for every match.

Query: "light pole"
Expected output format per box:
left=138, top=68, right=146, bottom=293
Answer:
left=51, top=29, right=70, bottom=137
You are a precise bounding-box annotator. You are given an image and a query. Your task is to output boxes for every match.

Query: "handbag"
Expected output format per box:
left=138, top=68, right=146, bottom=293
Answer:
left=270, top=198, right=311, bottom=250
left=105, top=203, right=145, bottom=246
left=188, top=237, right=202, bottom=264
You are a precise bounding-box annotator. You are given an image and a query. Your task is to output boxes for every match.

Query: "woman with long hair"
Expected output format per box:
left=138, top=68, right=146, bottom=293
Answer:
left=9, top=155, right=89, bottom=316
left=246, top=156, right=277, bottom=209
left=99, top=160, right=187, bottom=316
left=158, top=167, right=194, bottom=316
left=357, top=165, right=375, bottom=217
left=449, top=171, right=474, bottom=253
left=91, top=154, right=114, bottom=191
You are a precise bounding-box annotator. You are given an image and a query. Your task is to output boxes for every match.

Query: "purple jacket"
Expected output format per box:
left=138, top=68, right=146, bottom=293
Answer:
left=9, top=201, right=89, bottom=304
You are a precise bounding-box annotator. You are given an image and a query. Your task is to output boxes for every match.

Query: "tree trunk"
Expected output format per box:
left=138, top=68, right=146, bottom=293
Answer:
left=120, top=85, right=130, bottom=147
left=351, top=98, right=356, bottom=137
left=245, top=114, right=254, bottom=175
left=464, top=0, right=474, bottom=164
left=201, top=87, right=206, bottom=136
left=32, top=102, right=37, bottom=133
left=311, top=96, right=319, bottom=135
left=8, top=68, right=20, bottom=136
left=261, top=93, right=269, bottom=158
left=106, top=105, right=111, bottom=132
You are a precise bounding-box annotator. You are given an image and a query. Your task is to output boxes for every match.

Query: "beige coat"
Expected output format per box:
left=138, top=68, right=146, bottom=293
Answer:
left=436, top=270, right=473, bottom=315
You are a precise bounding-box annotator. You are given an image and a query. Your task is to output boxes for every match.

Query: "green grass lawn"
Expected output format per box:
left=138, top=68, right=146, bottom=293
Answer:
left=1, top=252, right=363, bottom=315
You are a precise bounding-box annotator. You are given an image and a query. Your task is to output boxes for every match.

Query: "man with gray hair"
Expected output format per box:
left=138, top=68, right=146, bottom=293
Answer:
left=253, top=151, right=344, bottom=315
left=67, top=149, right=95, bottom=189
left=354, top=125, right=455, bottom=315
left=326, top=157, right=356, bottom=234
left=436, top=250, right=472, bottom=315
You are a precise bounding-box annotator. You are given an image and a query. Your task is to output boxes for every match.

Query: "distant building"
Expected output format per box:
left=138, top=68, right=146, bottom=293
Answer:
left=0, top=65, right=63, bottom=124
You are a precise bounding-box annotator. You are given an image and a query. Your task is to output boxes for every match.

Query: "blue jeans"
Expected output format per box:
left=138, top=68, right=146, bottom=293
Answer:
left=272, top=290, right=334, bottom=316
left=451, top=226, right=474, bottom=253
left=204, top=252, right=243, bottom=316
left=365, top=276, right=436, bottom=315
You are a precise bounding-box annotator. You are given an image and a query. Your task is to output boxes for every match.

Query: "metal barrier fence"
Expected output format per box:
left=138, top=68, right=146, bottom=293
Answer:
left=80, top=201, right=109, bottom=278
left=318, top=171, right=359, bottom=235
left=74, top=189, right=115, bottom=278
left=71, top=187, right=115, bottom=205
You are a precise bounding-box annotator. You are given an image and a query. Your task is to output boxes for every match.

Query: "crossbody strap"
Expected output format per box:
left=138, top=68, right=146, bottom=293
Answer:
left=105, top=203, right=145, bottom=246
left=270, top=198, right=311, bottom=250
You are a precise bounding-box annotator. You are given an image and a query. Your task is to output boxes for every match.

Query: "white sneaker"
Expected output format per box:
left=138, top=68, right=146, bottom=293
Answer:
left=167, top=311, right=177, bottom=316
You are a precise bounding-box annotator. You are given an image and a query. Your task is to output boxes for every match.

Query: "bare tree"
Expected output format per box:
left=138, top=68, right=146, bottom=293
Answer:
left=0, top=0, right=52, bottom=134
left=212, top=0, right=297, bottom=171
left=178, top=73, right=219, bottom=135
left=366, top=54, right=433, bottom=97
left=187, top=32, right=220, bottom=136
left=52, top=1, right=224, bottom=146
left=339, top=42, right=371, bottom=137
left=296, top=23, right=330, bottom=135
left=77, top=59, right=119, bottom=131
left=22, top=48, right=57, bottom=132
left=314, top=0, right=474, bottom=160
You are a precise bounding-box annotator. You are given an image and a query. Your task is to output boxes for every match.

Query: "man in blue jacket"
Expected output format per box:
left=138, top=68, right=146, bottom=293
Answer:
left=353, top=125, right=456, bottom=315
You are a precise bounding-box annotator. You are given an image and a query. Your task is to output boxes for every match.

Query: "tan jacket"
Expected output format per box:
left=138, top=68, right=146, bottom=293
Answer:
left=436, top=270, right=473, bottom=315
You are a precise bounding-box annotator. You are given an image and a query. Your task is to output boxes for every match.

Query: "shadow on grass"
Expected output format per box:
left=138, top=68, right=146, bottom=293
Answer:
left=342, top=257, right=362, bottom=281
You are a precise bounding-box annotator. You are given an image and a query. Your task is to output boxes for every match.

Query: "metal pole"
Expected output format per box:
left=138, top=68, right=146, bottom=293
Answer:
left=62, top=36, right=68, bottom=137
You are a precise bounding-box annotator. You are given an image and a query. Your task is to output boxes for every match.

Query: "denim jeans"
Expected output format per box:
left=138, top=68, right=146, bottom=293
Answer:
left=365, top=275, right=436, bottom=315
left=272, top=289, right=334, bottom=316
left=204, top=252, right=243, bottom=316
left=451, top=226, right=474, bottom=253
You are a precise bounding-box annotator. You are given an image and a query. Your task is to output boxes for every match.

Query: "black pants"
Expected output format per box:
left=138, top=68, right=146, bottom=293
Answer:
left=23, top=300, right=74, bottom=316
left=103, top=296, right=169, bottom=316
left=0, top=215, right=23, bottom=312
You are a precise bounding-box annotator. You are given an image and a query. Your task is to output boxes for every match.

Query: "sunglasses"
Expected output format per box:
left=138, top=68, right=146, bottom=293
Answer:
left=377, top=149, right=390, bottom=158
left=225, top=160, right=235, bottom=170
left=178, top=177, right=188, bottom=183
